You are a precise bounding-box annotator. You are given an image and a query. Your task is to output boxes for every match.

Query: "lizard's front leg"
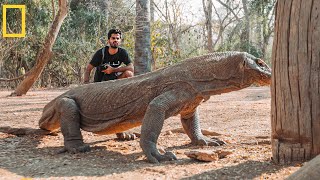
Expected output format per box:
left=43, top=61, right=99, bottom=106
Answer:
left=181, top=108, right=225, bottom=146
left=57, top=97, right=90, bottom=153
left=140, top=90, right=189, bottom=163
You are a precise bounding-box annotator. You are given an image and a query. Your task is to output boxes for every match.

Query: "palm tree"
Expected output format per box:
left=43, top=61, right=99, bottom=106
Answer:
left=134, top=0, right=152, bottom=75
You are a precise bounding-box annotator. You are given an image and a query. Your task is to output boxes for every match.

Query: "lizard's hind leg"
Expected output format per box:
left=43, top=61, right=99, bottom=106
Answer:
left=57, top=97, right=90, bottom=153
left=181, top=108, right=225, bottom=146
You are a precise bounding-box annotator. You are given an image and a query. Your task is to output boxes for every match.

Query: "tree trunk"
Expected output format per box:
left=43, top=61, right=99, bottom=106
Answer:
left=12, top=0, right=68, bottom=96
left=134, top=0, right=152, bottom=75
left=150, top=0, right=154, bottom=22
left=164, top=0, right=172, bottom=52
left=202, top=0, right=213, bottom=52
left=240, top=0, right=250, bottom=51
left=271, top=0, right=320, bottom=164
left=103, top=0, right=109, bottom=29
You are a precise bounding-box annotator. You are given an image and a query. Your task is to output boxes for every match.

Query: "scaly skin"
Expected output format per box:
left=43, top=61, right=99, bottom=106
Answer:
left=39, top=51, right=271, bottom=163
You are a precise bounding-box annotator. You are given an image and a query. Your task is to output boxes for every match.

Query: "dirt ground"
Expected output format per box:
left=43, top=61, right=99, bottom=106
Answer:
left=0, top=86, right=301, bottom=179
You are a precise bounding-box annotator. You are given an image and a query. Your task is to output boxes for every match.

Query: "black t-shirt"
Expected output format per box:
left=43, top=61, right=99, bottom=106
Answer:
left=90, top=46, right=131, bottom=82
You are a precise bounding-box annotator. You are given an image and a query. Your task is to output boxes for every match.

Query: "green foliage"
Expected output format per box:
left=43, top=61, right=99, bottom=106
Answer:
left=1, top=0, right=137, bottom=88
left=239, top=42, right=263, bottom=58
left=213, top=0, right=275, bottom=63
left=0, top=0, right=54, bottom=88
left=150, top=21, right=170, bottom=68
left=0, top=0, right=275, bottom=89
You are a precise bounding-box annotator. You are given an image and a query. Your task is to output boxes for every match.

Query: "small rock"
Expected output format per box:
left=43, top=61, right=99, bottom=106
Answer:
left=201, top=129, right=221, bottom=136
left=216, top=150, right=233, bottom=158
left=185, top=150, right=233, bottom=162
left=185, top=150, right=219, bottom=162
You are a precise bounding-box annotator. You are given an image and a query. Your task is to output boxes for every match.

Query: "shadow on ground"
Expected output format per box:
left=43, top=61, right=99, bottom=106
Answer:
left=182, top=160, right=289, bottom=179
left=0, top=126, right=192, bottom=178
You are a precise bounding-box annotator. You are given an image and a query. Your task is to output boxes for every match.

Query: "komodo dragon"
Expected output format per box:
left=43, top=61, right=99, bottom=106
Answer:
left=39, top=51, right=271, bottom=163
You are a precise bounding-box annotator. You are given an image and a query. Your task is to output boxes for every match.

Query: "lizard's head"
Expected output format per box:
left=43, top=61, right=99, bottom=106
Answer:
left=241, top=53, right=271, bottom=86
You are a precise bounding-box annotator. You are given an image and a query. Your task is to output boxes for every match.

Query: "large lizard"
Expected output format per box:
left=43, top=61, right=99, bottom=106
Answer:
left=39, top=51, right=271, bottom=163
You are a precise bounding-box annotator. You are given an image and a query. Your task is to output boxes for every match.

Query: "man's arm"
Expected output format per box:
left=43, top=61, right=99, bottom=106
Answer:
left=83, top=64, right=95, bottom=84
left=103, top=63, right=134, bottom=74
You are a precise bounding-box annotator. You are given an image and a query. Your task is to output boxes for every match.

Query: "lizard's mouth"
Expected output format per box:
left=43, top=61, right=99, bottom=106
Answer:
left=257, top=73, right=271, bottom=86
left=257, top=79, right=271, bottom=86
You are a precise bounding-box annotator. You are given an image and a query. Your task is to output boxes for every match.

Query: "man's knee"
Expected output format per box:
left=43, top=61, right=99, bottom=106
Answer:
left=124, top=70, right=134, bottom=77
left=120, top=70, right=134, bottom=78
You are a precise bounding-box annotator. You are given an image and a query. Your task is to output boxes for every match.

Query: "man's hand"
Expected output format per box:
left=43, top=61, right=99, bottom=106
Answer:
left=102, top=65, right=113, bottom=74
left=84, top=64, right=94, bottom=84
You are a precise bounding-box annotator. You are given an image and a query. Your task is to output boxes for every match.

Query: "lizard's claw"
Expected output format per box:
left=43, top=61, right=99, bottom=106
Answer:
left=116, top=132, right=137, bottom=141
left=58, top=140, right=91, bottom=154
left=141, top=140, right=177, bottom=163
left=145, top=150, right=177, bottom=163
left=193, top=136, right=226, bottom=146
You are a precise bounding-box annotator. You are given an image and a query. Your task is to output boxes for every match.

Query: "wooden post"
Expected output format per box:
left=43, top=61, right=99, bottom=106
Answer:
left=271, top=0, right=320, bottom=164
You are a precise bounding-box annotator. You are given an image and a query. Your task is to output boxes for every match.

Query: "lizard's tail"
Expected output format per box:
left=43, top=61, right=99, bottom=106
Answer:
left=38, top=100, right=61, bottom=131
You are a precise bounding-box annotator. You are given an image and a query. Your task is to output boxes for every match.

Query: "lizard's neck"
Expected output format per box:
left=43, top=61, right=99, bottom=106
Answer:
left=192, top=77, right=252, bottom=96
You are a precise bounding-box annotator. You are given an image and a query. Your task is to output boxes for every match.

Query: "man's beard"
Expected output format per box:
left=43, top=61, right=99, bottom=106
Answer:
left=110, top=45, right=118, bottom=48
left=110, top=42, right=119, bottom=49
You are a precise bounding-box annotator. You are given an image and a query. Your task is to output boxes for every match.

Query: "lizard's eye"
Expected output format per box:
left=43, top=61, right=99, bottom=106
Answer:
left=257, top=59, right=265, bottom=67
left=255, top=59, right=271, bottom=72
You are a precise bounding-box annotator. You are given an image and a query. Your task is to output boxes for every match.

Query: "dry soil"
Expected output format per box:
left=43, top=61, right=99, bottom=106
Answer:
left=0, top=86, right=301, bottom=179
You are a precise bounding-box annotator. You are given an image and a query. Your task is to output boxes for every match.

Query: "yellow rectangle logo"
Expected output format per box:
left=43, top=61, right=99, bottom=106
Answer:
left=2, top=5, right=26, bottom=38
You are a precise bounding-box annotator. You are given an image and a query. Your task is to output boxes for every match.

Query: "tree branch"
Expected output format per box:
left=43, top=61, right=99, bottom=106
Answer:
left=0, top=71, right=30, bottom=82
left=215, top=0, right=241, bottom=22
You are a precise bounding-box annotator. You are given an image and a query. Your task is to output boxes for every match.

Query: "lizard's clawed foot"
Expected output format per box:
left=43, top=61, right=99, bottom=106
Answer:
left=58, top=140, right=91, bottom=154
left=145, top=150, right=177, bottom=164
left=116, top=132, right=137, bottom=141
left=193, top=136, right=226, bottom=146
left=141, top=141, right=177, bottom=163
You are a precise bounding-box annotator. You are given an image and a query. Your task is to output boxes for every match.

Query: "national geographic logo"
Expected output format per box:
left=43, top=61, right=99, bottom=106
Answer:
left=2, top=4, right=26, bottom=37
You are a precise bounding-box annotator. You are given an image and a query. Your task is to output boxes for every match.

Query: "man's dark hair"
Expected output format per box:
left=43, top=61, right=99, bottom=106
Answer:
left=108, top=29, right=122, bottom=39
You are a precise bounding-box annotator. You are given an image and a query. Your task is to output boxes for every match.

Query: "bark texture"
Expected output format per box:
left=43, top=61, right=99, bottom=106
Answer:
left=271, top=0, right=320, bottom=164
left=203, top=0, right=213, bottom=52
left=12, top=0, right=68, bottom=96
left=134, top=0, right=152, bottom=75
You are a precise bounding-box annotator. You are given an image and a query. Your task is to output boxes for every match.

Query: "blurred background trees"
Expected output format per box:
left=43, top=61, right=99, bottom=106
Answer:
left=0, top=0, right=276, bottom=89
